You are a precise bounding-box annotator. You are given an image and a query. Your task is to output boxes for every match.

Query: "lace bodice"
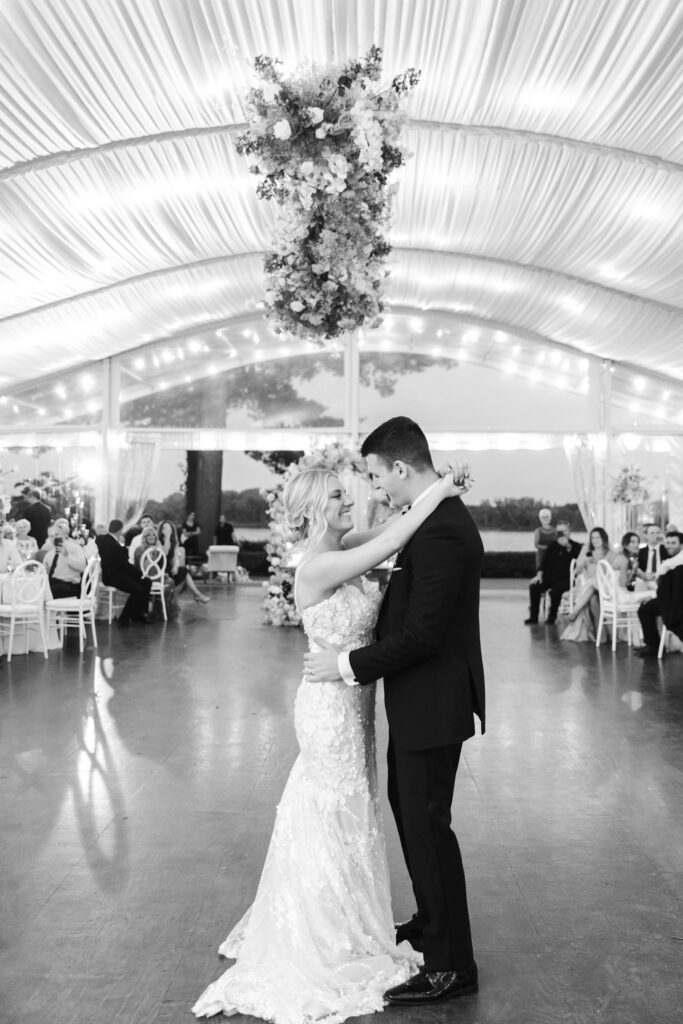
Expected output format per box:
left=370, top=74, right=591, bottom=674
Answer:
left=299, top=576, right=383, bottom=653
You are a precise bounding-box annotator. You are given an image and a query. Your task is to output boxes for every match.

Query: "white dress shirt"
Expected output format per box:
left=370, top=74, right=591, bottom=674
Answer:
left=657, top=550, right=683, bottom=576
left=43, top=539, right=87, bottom=583
left=337, top=478, right=442, bottom=686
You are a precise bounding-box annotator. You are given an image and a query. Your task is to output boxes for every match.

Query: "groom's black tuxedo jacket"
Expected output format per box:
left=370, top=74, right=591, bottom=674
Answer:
left=349, top=496, right=485, bottom=751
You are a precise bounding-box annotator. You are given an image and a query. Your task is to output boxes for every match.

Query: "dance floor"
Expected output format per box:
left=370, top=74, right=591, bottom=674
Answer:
left=1, top=583, right=682, bottom=1024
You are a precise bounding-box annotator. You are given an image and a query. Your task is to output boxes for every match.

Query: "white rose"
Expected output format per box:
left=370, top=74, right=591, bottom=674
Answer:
left=307, top=106, right=324, bottom=124
left=272, top=119, right=292, bottom=140
left=290, top=300, right=305, bottom=312
left=315, top=126, right=328, bottom=139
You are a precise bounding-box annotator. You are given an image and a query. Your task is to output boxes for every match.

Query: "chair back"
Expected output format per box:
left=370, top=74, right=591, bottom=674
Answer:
left=11, top=559, right=47, bottom=604
left=567, top=557, right=578, bottom=611
left=596, top=559, right=616, bottom=604
left=81, top=557, right=100, bottom=604
left=140, top=546, right=167, bottom=581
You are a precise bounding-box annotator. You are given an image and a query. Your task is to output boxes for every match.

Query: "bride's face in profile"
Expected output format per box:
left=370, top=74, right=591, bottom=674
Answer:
left=323, top=476, right=354, bottom=538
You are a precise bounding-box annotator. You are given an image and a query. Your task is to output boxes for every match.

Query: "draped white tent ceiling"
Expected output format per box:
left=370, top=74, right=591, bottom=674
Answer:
left=1, top=0, right=682, bottom=426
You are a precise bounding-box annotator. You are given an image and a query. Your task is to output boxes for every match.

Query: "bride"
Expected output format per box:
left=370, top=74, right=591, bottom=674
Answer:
left=193, top=465, right=466, bottom=1024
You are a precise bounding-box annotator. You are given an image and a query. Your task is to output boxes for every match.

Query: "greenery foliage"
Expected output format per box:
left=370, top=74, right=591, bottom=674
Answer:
left=469, top=497, right=584, bottom=531
left=10, top=470, right=92, bottom=522
left=119, top=352, right=452, bottom=429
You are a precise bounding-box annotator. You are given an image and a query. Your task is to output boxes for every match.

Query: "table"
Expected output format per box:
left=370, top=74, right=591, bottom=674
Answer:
left=0, top=573, right=60, bottom=657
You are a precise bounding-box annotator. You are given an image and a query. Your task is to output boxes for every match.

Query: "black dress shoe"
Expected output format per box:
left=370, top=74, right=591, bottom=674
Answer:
left=545, top=615, right=557, bottom=625
left=385, top=963, right=478, bottom=1005
left=635, top=645, right=658, bottom=657
left=524, top=617, right=538, bottom=625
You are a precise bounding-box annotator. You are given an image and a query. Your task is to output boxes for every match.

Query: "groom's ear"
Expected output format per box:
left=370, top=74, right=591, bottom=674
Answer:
left=394, top=460, right=408, bottom=479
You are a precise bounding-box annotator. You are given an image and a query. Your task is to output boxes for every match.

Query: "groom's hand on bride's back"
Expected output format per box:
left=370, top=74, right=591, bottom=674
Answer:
left=304, top=639, right=342, bottom=684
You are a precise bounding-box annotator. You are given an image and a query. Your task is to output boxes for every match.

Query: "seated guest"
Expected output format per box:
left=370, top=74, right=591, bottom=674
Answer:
left=43, top=518, right=87, bottom=598
left=533, top=508, right=557, bottom=570
left=612, top=532, right=643, bottom=594
left=81, top=529, right=99, bottom=560
left=214, top=515, right=237, bottom=546
left=561, top=527, right=615, bottom=642
left=95, top=519, right=152, bottom=625
left=526, top=521, right=582, bottom=625
left=133, top=526, right=160, bottom=569
left=128, top=513, right=155, bottom=565
left=636, top=531, right=683, bottom=656
left=656, top=534, right=683, bottom=576
left=180, top=511, right=201, bottom=558
left=14, top=518, right=39, bottom=561
left=0, top=521, right=22, bottom=571
left=158, top=520, right=210, bottom=604
left=636, top=522, right=667, bottom=584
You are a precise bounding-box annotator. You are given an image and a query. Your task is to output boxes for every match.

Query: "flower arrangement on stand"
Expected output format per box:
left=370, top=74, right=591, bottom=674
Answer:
left=261, top=443, right=366, bottom=626
left=610, top=464, right=650, bottom=531
left=236, top=46, right=420, bottom=342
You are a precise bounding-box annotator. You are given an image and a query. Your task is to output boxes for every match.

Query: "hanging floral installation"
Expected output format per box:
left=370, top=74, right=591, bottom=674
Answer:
left=610, top=465, right=650, bottom=505
left=236, top=46, right=420, bottom=343
left=261, top=443, right=366, bottom=626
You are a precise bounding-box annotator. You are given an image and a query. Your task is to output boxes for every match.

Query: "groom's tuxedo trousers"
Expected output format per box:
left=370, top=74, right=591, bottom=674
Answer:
left=349, top=497, right=486, bottom=972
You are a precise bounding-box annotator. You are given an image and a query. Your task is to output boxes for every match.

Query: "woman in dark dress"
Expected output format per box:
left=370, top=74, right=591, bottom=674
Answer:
left=181, top=511, right=201, bottom=558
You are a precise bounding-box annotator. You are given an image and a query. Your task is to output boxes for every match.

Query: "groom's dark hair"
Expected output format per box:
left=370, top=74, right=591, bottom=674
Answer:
left=361, top=416, right=434, bottom=471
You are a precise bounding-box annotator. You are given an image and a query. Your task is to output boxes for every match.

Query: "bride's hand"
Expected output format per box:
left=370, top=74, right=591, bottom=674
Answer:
left=437, top=460, right=473, bottom=497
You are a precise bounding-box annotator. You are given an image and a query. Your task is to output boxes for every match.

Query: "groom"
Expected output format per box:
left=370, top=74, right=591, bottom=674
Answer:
left=304, top=416, right=485, bottom=1005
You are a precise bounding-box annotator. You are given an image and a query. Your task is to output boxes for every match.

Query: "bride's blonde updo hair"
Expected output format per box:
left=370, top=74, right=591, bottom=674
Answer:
left=282, top=468, right=337, bottom=547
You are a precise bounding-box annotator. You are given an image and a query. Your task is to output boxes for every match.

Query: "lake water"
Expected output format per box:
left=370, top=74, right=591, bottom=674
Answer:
left=235, top=527, right=587, bottom=552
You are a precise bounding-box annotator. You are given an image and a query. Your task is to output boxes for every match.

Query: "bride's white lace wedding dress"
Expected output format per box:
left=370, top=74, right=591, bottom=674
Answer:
left=193, top=577, right=421, bottom=1024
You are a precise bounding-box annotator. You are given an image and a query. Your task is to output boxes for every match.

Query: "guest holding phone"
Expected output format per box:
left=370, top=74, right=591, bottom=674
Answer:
left=525, top=521, right=582, bottom=625
left=43, top=518, right=87, bottom=598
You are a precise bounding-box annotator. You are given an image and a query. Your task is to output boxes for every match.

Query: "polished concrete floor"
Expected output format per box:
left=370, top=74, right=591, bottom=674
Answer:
left=1, top=583, right=682, bottom=1024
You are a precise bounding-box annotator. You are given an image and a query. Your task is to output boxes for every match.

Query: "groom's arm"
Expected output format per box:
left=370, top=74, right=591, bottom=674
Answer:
left=347, top=520, right=467, bottom=685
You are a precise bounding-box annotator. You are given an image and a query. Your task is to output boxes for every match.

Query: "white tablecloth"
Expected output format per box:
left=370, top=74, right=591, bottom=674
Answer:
left=0, top=573, right=60, bottom=657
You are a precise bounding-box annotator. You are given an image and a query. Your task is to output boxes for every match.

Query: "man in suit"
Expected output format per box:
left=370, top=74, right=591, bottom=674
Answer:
left=22, top=488, right=52, bottom=548
left=304, top=417, right=484, bottom=1005
left=95, top=519, right=152, bottom=625
left=636, top=522, right=668, bottom=585
left=525, top=521, right=582, bottom=624
left=635, top=530, right=683, bottom=656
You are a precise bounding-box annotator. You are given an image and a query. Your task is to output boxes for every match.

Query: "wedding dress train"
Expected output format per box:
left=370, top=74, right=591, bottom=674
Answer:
left=193, top=578, right=421, bottom=1024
